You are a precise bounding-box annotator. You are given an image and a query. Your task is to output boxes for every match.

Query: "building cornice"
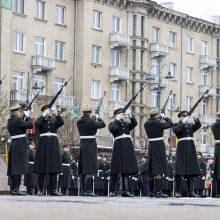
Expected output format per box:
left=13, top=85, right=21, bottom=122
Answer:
left=94, top=0, right=131, bottom=9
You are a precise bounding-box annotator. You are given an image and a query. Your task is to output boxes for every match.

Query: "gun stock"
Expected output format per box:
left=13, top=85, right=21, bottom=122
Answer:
left=95, top=90, right=106, bottom=114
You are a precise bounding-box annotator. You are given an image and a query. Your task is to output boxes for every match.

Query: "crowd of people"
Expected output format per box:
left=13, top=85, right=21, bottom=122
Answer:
left=5, top=102, right=220, bottom=198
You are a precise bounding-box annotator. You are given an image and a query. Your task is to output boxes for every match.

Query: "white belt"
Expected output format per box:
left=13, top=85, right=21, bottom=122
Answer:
left=11, top=134, right=26, bottom=140
left=62, top=163, right=70, bottom=167
left=80, top=136, right=96, bottom=139
left=114, top=134, right=131, bottom=141
left=148, top=137, right=163, bottom=142
left=178, top=137, right=194, bottom=142
left=29, top=162, right=34, bottom=165
left=215, top=140, right=220, bottom=144
left=40, top=132, right=57, bottom=137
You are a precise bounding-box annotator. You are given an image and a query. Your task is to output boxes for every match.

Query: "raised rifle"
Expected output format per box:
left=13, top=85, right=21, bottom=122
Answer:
left=95, top=90, right=106, bottom=115
left=0, top=75, right=6, bottom=86
left=122, top=83, right=148, bottom=113
left=47, top=77, right=72, bottom=108
left=188, top=85, right=213, bottom=116
left=161, top=90, right=173, bottom=114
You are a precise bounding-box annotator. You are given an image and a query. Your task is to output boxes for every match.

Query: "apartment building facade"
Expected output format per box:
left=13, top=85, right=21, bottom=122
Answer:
left=1, top=0, right=220, bottom=154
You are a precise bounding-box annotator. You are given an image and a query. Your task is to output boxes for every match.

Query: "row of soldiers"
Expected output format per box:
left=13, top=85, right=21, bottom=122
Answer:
left=6, top=101, right=220, bottom=198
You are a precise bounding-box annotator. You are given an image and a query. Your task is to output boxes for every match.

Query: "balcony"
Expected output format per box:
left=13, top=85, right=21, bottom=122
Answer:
left=55, top=96, right=74, bottom=107
left=32, top=55, right=55, bottom=73
left=200, top=114, right=215, bottom=126
left=109, top=66, right=130, bottom=82
left=110, top=33, right=130, bottom=49
left=148, top=75, right=168, bottom=89
left=150, top=43, right=169, bottom=58
left=199, top=55, right=216, bottom=70
left=199, top=85, right=216, bottom=97
left=109, top=100, right=127, bottom=112
left=10, top=90, right=34, bottom=105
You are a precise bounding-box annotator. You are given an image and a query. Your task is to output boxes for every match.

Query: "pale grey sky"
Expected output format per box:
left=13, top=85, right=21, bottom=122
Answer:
left=157, top=0, right=219, bottom=21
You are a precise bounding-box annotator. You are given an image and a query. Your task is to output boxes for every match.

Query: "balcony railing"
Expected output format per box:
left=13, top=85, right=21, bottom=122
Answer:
left=55, top=96, right=74, bottom=107
left=199, top=85, right=216, bottom=97
left=199, top=55, right=216, bottom=69
left=109, top=100, right=127, bottom=111
left=150, top=43, right=169, bottom=58
left=109, top=66, right=130, bottom=82
left=110, top=33, right=130, bottom=48
left=10, top=90, right=34, bottom=103
left=32, top=55, right=55, bottom=73
left=200, top=114, right=215, bottom=125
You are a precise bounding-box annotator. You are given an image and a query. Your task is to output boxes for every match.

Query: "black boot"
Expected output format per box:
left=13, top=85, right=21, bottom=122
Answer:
left=109, top=175, right=117, bottom=197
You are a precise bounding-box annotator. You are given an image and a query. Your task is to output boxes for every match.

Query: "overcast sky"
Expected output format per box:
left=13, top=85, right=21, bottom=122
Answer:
left=157, top=0, right=220, bottom=21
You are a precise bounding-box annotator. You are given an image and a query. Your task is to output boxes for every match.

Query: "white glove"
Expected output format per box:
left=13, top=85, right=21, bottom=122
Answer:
left=160, top=113, right=167, bottom=119
left=191, top=112, right=198, bottom=119
left=125, top=109, right=132, bottom=118
left=94, top=114, right=99, bottom=119
left=116, top=113, right=124, bottom=121
left=182, top=116, right=189, bottom=124
left=51, top=105, right=58, bottom=115
left=42, top=108, right=51, bottom=117
left=202, top=176, right=206, bottom=180
left=24, top=110, right=31, bottom=117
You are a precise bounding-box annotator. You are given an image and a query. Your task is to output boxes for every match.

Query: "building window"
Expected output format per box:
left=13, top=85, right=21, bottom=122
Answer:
left=36, top=0, right=46, bottom=20
left=201, top=72, right=208, bottom=85
left=186, top=96, right=193, bottom=111
left=133, top=15, right=137, bottom=36
left=141, top=16, right=145, bottom=37
left=186, top=67, right=193, bottom=83
left=217, top=39, right=220, bottom=58
left=201, top=100, right=207, bottom=115
left=151, top=59, right=159, bottom=75
left=132, top=49, right=136, bottom=70
left=112, top=16, right=121, bottom=33
left=169, top=31, right=177, bottom=48
left=92, top=45, right=101, bottom=64
left=35, top=36, right=45, bottom=56
left=54, top=77, right=65, bottom=95
left=55, top=5, right=65, bottom=25
left=111, top=84, right=120, bottom=101
left=55, top=41, right=65, bottom=60
left=151, top=91, right=158, bottom=107
left=92, top=10, right=102, bottom=29
left=152, top=27, right=160, bottom=43
left=12, top=71, right=25, bottom=91
left=187, top=37, right=194, bottom=53
left=14, top=0, right=25, bottom=14
left=33, top=75, right=46, bottom=94
left=201, top=132, right=207, bottom=145
left=140, top=50, right=144, bottom=71
left=91, top=80, right=101, bottom=99
left=202, top=41, right=208, bottom=55
left=13, top=32, right=25, bottom=53
left=169, top=63, right=176, bottom=78
left=112, top=49, right=120, bottom=67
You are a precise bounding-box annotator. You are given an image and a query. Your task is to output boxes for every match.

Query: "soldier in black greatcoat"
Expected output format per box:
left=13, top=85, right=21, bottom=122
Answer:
left=211, top=111, right=220, bottom=197
left=173, top=110, right=201, bottom=197
left=144, top=108, right=173, bottom=198
left=109, top=108, right=138, bottom=197
left=77, top=105, right=106, bottom=196
left=24, top=140, right=37, bottom=195
left=194, top=152, right=206, bottom=197
left=7, top=104, right=33, bottom=195
left=58, top=145, right=72, bottom=195
left=34, top=104, right=64, bottom=196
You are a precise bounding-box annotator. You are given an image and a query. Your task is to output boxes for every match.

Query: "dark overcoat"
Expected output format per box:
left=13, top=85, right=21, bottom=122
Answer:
left=77, top=116, right=106, bottom=175
left=144, top=117, right=173, bottom=177
left=211, top=120, right=220, bottom=179
left=33, top=115, right=64, bottom=174
left=58, top=152, right=72, bottom=188
left=7, top=115, right=33, bottom=176
left=173, top=119, right=201, bottom=177
left=109, top=116, right=138, bottom=175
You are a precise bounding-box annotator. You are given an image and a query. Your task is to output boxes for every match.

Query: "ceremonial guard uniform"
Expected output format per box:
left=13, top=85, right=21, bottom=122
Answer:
left=34, top=104, right=64, bottom=196
left=173, top=111, right=201, bottom=197
left=77, top=105, right=106, bottom=196
left=24, top=141, right=37, bottom=195
left=109, top=108, right=138, bottom=197
left=58, top=145, right=72, bottom=195
left=211, top=111, right=220, bottom=197
left=144, top=108, right=173, bottom=197
left=7, top=104, right=33, bottom=195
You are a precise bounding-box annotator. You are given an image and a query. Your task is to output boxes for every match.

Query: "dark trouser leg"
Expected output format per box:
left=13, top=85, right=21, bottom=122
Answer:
left=11, top=175, right=21, bottom=191
left=39, top=174, right=45, bottom=192
left=149, top=178, right=154, bottom=195
left=217, top=180, right=220, bottom=195
left=81, top=174, right=86, bottom=192
left=110, top=175, right=117, bottom=193
left=50, top=174, right=57, bottom=192
left=155, top=179, right=161, bottom=193
left=27, top=186, right=32, bottom=195
left=175, top=176, right=181, bottom=193
left=121, top=175, right=128, bottom=192
left=61, top=188, right=67, bottom=195
left=187, top=177, right=192, bottom=193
